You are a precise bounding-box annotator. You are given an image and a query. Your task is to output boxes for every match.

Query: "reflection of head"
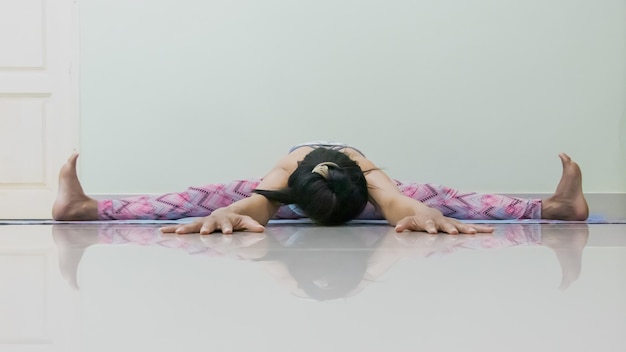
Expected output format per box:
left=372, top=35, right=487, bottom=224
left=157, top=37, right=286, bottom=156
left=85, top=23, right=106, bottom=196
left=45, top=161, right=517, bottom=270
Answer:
left=258, top=227, right=384, bottom=301
left=254, top=148, right=368, bottom=225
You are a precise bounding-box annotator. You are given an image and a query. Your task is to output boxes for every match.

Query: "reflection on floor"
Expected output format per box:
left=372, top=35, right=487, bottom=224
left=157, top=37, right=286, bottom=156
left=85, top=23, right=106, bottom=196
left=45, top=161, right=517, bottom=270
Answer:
left=1, top=223, right=625, bottom=352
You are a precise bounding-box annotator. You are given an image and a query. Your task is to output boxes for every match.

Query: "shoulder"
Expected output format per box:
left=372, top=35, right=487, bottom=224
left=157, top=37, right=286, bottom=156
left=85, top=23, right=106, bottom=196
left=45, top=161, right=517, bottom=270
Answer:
left=275, top=147, right=312, bottom=174
left=343, top=148, right=375, bottom=170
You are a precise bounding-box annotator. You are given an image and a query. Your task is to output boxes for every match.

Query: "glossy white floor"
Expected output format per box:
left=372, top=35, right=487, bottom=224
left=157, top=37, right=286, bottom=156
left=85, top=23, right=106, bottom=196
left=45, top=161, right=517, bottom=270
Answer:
left=1, top=223, right=625, bottom=352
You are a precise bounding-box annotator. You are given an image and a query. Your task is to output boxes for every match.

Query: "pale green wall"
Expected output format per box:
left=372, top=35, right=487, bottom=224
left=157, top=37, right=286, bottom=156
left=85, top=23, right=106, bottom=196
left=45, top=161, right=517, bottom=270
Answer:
left=80, top=0, right=625, bottom=195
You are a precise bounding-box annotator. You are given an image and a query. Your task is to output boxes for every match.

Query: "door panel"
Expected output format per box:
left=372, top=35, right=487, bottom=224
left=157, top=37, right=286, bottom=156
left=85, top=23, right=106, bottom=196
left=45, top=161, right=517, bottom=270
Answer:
left=0, top=0, right=78, bottom=219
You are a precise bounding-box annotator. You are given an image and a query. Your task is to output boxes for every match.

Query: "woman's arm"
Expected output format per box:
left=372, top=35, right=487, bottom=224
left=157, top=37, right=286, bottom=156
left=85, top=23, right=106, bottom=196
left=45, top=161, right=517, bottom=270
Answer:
left=347, top=151, right=493, bottom=234
left=161, top=149, right=309, bottom=234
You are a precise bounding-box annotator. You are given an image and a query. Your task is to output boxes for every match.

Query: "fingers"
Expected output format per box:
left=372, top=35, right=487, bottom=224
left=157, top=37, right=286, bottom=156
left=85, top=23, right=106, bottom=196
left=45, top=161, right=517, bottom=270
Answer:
left=438, top=220, right=464, bottom=235
left=219, top=219, right=233, bottom=234
left=395, top=217, right=437, bottom=233
left=160, top=225, right=178, bottom=233
left=219, top=216, right=265, bottom=234
left=161, top=222, right=204, bottom=235
left=394, top=217, right=423, bottom=233
left=423, top=220, right=438, bottom=234
left=159, top=215, right=265, bottom=235
left=238, top=216, right=265, bottom=233
left=454, top=223, right=495, bottom=234
left=395, top=216, right=494, bottom=235
left=200, top=221, right=218, bottom=235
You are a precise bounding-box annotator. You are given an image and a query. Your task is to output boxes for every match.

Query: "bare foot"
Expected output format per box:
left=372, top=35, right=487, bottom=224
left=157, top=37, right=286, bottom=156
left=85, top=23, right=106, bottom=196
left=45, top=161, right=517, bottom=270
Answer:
left=542, top=153, right=589, bottom=221
left=52, top=154, right=98, bottom=220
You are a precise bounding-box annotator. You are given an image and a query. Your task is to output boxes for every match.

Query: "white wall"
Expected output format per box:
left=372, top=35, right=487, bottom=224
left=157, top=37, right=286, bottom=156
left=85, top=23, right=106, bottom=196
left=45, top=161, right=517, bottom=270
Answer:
left=79, top=0, right=626, bottom=195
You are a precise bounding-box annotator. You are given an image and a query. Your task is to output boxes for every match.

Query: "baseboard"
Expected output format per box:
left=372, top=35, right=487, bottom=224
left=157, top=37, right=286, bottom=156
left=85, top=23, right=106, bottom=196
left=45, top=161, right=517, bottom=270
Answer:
left=92, top=193, right=626, bottom=219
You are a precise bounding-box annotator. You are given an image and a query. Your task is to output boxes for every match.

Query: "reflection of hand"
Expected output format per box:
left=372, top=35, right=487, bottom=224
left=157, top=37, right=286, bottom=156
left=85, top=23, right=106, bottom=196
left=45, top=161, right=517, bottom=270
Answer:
left=387, top=224, right=589, bottom=290
left=160, top=208, right=265, bottom=234
left=367, top=225, right=546, bottom=281
left=388, top=229, right=484, bottom=256
left=364, top=228, right=485, bottom=280
left=52, top=224, right=270, bottom=290
left=196, top=232, right=268, bottom=259
left=394, top=208, right=494, bottom=234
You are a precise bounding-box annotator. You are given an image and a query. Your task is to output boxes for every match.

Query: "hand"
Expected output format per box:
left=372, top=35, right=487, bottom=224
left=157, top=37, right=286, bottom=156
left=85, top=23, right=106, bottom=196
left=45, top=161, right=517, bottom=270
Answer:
left=160, top=208, right=265, bottom=235
left=394, top=208, right=494, bottom=235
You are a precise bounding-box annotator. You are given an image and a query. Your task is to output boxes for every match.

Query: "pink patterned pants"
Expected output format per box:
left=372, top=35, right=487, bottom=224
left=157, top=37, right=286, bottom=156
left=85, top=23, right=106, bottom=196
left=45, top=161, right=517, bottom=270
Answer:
left=98, top=179, right=542, bottom=220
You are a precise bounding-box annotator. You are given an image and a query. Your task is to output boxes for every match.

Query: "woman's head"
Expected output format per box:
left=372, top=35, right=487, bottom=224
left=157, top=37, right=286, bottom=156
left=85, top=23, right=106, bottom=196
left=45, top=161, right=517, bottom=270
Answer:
left=254, top=148, right=369, bottom=225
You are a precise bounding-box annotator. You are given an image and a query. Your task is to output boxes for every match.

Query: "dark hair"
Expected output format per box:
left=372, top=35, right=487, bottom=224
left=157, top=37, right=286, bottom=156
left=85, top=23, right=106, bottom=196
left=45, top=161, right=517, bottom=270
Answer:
left=254, top=148, right=369, bottom=225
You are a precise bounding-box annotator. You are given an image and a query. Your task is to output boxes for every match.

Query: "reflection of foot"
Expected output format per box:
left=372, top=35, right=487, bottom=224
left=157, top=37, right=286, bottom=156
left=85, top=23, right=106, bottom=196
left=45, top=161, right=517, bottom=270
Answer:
left=52, top=154, right=98, bottom=220
left=541, top=224, right=589, bottom=290
left=542, top=154, right=589, bottom=220
left=52, top=224, right=100, bottom=289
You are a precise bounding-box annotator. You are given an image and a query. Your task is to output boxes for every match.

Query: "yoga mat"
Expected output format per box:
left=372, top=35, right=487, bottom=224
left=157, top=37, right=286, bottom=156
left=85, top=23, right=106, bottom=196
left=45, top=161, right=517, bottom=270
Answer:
left=0, top=215, right=623, bottom=225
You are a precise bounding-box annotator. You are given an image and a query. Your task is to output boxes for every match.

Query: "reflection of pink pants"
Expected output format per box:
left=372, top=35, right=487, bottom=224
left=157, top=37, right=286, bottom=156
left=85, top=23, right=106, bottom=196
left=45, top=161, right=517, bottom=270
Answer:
left=96, top=224, right=542, bottom=257
left=98, top=179, right=542, bottom=220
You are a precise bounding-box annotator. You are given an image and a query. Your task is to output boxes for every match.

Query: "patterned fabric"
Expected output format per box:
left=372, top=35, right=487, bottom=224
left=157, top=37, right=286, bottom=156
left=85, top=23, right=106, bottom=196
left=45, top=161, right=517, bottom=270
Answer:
left=98, top=141, right=541, bottom=220
left=98, top=179, right=541, bottom=220
left=99, top=179, right=263, bottom=220
left=396, top=182, right=541, bottom=220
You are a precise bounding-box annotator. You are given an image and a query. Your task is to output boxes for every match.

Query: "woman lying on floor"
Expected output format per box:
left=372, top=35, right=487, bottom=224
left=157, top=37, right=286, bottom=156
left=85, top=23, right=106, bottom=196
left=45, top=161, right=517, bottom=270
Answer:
left=52, top=141, right=589, bottom=234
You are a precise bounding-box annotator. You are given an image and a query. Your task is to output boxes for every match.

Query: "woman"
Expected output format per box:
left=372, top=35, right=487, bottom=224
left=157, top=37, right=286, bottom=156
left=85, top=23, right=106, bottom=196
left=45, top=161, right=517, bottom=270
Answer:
left=52, top=142, right=588, bottom=234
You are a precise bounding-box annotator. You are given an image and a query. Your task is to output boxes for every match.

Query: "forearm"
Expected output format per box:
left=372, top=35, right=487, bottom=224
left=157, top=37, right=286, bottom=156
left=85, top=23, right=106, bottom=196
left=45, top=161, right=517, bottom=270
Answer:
left=378, top=196, right=433, bottom=226
left=225, top=194, right=280, bottom=225
left=356, top=160, right=436, bottom=226
left=218, top=153, right=294, bottom=225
